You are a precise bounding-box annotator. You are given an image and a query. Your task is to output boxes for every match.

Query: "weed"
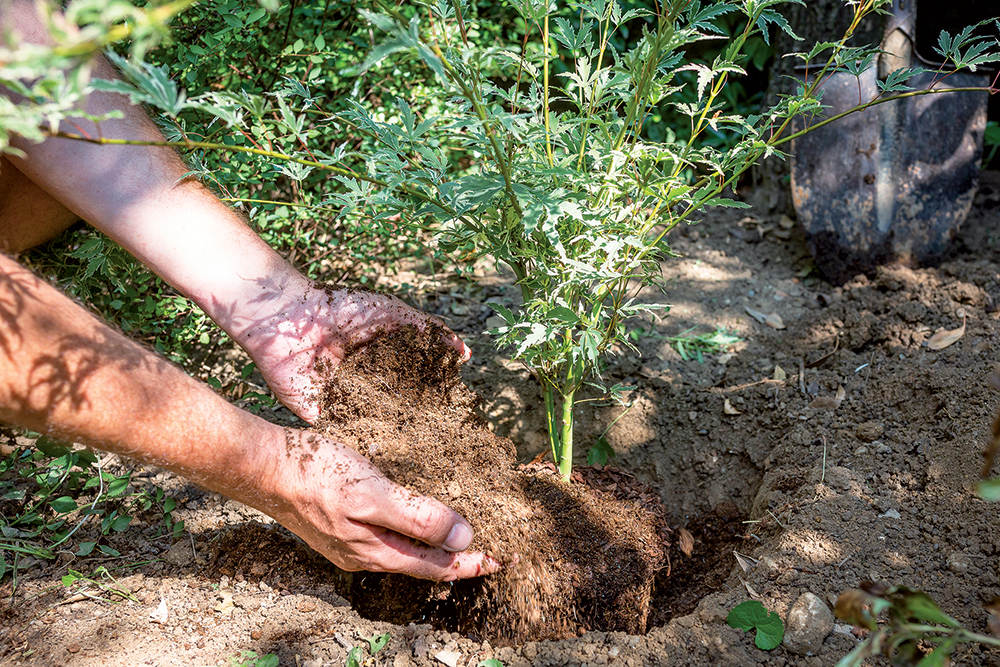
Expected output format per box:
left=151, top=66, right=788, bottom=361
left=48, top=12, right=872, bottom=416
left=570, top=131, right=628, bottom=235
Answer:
left=0, top=436, right=181, bottom=584
left=834, top=582, right=1000, bottom=666
left=664, top=327, right=741, bottom=363
left=346, top=631, right=390, bottom=667
left=61, top=566, right=138, bottom=603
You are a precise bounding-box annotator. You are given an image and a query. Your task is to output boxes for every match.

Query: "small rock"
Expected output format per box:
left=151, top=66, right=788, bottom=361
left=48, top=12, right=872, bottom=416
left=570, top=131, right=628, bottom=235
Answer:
left=879, top=509, right=901, bottom=520
left=66, top=644, right=81, bottom=654
left=947, top=552, right=973, bottom=574
left=484, top=316, right=506, bottom=330
left=434, top=650, right=461, bottom=667
left=718, top=353, right=734, bottom=365
left=856, top=421, right=884, bottom=443
left=875, top=442, right=892, bottom=454
left=251, top=630, right=263, bottom=640
left=164, top=541, right=193, bottom=567
left=784, top=592, right=834, bottom=655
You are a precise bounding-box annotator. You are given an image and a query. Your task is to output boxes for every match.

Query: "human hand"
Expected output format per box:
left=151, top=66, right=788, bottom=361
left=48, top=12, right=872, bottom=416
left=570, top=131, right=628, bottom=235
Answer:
left=259, top=429, right=496, bottom=580
left=233, top=281, right=470, bottom=423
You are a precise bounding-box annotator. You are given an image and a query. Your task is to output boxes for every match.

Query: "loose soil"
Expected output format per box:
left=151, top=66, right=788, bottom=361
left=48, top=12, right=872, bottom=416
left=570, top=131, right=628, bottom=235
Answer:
left=310, top=323, right=666, bottom=643
left=3, top=173, right=1000, bottom=666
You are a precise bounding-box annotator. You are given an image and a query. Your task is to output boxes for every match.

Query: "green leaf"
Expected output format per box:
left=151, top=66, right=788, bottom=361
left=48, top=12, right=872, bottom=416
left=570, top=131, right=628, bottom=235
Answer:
left=478, top=661, right=505, bottom=667
left=586, top=436, right=616, bottom=466
left=33, top=436, right=71, bottom=458
left=546, top=306, right=580, bottom=324
left=892, top=588, right=960, bottom=628
left=48, top=496, right=77, bottom=514
left=345, top=647, right=365, bottom=667
left=977, top=477, right=1000, bottom=501
left=110, top=515, right=132, bottom=533
left=255, top=654, right=279, bottom=667
left=97, top=544, right=120, bottom=557
left=727, top=600, right=785, bottom=650
left=75, top=542, right=96, bottom=556
left=365, top=632, right=390, bottom=654
left=107, top=476, right=130, bottom=498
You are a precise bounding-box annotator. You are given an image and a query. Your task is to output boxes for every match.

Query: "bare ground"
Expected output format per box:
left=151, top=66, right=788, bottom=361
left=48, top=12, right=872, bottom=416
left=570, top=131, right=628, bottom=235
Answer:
left=3, top=173, right=1000, bottom=666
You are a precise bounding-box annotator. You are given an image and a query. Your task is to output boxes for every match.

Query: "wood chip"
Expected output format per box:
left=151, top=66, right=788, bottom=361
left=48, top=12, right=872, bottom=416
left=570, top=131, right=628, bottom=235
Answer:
left=927, top=312, right=966, bottom=350
left=773, top=365, right=787, bottom=381
left=678, top=528, right=695, bottom=558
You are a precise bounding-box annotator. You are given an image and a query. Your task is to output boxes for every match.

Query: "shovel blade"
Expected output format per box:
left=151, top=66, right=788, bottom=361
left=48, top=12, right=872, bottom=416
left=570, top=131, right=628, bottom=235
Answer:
left=791, top=69, right=988, bottom=284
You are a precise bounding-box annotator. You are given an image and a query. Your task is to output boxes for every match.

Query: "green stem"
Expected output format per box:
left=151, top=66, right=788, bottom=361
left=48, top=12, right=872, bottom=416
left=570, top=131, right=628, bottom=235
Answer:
left=558, top=382, right=576, bottom=483
left=543, top=383, right=560, bottom=472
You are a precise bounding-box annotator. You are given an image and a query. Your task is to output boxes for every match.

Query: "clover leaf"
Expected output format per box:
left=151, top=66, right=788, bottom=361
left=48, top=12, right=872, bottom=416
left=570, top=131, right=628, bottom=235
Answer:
left=727, top=600, right=785, bottom=650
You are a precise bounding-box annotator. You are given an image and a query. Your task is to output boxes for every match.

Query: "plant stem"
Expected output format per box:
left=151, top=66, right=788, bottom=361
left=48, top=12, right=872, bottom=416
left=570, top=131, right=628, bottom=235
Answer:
left=543, top=383, right=561, bottom=472
left=558, top=384, right=575, bottom=483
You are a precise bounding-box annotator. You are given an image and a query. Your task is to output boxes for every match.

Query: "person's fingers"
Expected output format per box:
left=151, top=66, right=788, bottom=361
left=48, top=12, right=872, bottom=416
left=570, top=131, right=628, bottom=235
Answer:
left=357, top=478, right=476, bottom=552
left=357, top=528, right=501, bottom=581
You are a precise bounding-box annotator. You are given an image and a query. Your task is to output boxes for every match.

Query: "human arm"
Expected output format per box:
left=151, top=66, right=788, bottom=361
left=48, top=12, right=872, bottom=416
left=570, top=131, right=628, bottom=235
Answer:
left=0, top=252, right=492, bottom=580
left=1, top=1, right=468, bottom=422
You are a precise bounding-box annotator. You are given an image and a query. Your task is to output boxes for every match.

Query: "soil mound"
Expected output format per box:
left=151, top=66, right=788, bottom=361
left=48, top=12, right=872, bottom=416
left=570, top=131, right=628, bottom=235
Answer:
left=314, top=325, right=668, bottom=643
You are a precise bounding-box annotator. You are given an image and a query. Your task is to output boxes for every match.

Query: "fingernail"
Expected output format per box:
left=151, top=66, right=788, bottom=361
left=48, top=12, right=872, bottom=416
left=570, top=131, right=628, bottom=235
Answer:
left=443, top=522, right=473, bottom=552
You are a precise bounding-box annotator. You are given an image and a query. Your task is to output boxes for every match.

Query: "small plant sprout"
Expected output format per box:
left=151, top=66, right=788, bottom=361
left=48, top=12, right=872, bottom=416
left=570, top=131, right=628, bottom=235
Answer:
left=727, top=600, right=785, bottom=650
left=834, top=582, right=1000, bottom=667
left=347, top=631, right=390, bottom=667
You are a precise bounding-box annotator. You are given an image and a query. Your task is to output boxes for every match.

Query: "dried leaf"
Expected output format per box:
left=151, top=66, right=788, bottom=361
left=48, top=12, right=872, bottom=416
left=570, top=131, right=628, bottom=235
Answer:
left=149, top=596, right=168, bottom=624
left=927, top=312, right=966, bottom=351
left=734, top=551, right=757, bottom=574
left=765, top=312, right=786, bottom=329
left=744, top=305, right=768, bottom=324
left=678, top=528, right=695, bottom=557
left=809, top=385, right=845, bottom=411
left=723, top=398, right=741, bottom=415
left=773, top=365, right=787, bottom=381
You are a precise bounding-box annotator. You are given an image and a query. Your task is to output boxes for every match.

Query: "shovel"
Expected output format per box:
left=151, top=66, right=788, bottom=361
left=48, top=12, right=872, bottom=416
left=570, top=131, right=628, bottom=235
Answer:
left=789, top=0, right=989, bottom=285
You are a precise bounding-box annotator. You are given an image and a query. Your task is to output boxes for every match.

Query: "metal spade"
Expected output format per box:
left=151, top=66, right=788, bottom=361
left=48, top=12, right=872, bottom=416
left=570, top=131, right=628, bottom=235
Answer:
left=790, top=0, right=989, bottom=285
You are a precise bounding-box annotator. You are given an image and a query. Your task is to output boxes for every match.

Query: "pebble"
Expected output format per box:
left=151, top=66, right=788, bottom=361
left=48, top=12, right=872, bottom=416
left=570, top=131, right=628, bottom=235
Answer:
left=856, top=421, right=884, bottom=442
left=879, top=509, right=902, bottom=520
left=783, top=592, right=834, bottom=656
left=947, top=552, right=973, bottom=574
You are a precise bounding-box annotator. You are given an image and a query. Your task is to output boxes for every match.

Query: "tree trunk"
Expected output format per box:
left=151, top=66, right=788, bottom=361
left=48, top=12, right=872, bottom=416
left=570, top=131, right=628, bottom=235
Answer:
left=750, top=2, right=881, bottom=215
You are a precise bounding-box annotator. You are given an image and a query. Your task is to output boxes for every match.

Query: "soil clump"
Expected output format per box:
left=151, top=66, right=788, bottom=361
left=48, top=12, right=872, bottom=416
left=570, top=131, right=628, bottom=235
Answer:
left=313, top=325, right=668, bottom=643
